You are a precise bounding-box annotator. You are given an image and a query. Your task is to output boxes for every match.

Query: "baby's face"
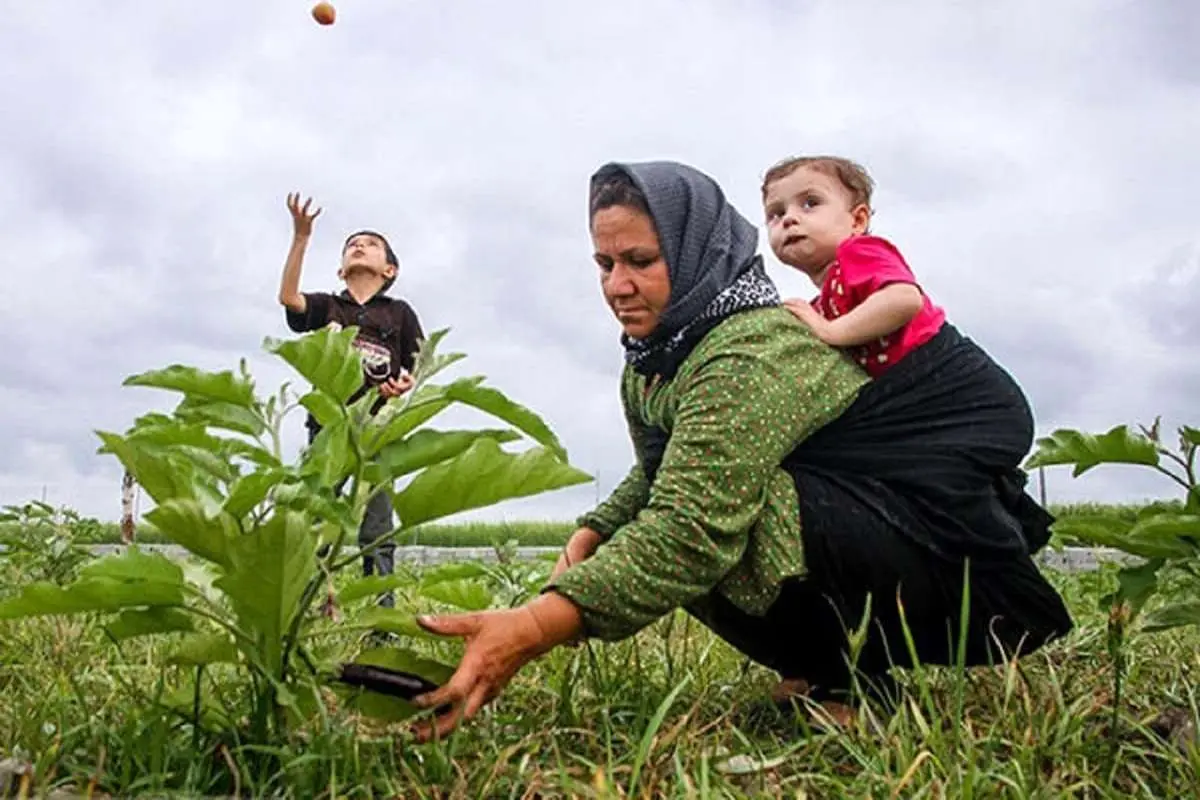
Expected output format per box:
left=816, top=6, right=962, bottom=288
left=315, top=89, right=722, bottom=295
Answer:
left=764, top=167, right=869, bottom=277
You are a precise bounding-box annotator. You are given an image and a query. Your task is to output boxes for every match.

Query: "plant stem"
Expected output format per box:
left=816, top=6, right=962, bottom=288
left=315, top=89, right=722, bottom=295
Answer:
left=1152, top=464, right=1192, bottom=495
left=180, top=593, right=256, bottom=651
left=280, top=430, right=369, bottom=678
left=329, top=520, right=407, bottom=571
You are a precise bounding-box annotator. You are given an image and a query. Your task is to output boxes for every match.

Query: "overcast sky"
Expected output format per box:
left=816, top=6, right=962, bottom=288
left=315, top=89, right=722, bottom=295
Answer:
left=2, top=1, right=1197, bottom=524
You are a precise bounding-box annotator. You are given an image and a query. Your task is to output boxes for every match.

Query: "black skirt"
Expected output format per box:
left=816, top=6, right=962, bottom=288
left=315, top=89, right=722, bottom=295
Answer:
left=683, top=324, right=1074, bottom=692
left=784, top=322, right=1054, bottom=561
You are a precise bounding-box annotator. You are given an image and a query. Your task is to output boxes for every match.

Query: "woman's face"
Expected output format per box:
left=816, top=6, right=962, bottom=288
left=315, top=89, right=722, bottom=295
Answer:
left=591, top=205, right=671, bottom=339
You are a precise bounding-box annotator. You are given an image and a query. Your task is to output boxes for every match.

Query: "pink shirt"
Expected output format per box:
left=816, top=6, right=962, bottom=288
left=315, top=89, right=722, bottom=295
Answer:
left=811, top=235, right=946, bottom=378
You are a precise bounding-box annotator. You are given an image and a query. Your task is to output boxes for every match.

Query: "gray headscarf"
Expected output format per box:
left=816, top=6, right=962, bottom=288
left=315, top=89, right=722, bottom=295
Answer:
left=591, top=160, right=781, bottom=379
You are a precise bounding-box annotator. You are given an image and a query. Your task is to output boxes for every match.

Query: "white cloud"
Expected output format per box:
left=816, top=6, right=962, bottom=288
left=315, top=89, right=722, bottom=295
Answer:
left=1, top=0, right=1196, bottom=521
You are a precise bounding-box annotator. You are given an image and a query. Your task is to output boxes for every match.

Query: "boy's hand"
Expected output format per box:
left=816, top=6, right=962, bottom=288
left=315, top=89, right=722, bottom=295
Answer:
left=287, top=192, right=322, bottom=238
left=379, top=373, right=414, bottom=398
left=783, top=298, right=834, bottom=342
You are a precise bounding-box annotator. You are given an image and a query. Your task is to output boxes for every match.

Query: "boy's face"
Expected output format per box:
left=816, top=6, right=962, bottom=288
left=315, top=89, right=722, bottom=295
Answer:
left=339, top=233, right=396, bottom=282
left=763, top=166, right=870, bottom=278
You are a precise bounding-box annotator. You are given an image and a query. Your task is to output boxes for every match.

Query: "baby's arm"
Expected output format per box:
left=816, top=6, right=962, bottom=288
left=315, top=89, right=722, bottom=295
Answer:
left=794, top=235, right=925, bottom=347
left=805, top=284, right=923, bottom=347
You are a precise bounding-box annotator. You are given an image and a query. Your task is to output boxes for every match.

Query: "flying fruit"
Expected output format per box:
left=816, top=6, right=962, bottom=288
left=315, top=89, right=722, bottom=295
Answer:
left=311, top=2, right=336, bottom=25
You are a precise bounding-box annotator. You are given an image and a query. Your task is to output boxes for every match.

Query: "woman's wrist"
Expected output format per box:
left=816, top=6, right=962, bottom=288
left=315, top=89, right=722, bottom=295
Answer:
left=573, top=526, right=603, bottom=550
left=525, top=591, right=584, bottom=653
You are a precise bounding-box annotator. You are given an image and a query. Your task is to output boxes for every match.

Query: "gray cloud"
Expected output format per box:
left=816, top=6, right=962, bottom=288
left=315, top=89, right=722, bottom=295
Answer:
left=1, top=0, right=1197, bottom=519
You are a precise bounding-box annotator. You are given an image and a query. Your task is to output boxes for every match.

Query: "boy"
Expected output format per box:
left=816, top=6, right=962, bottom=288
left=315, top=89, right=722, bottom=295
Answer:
left=277, top=192, right=425, bottom=606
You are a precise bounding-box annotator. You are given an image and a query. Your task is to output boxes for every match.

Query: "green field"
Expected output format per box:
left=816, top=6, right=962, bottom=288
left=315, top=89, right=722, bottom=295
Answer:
left=1, top=559, right=1198, bottom=797
left=2, top=501, right=1198, bottom=797
left=17, top=501, right=1186, bottom=549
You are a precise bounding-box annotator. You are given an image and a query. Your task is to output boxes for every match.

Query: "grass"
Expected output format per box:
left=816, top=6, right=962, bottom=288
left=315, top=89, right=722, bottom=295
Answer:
left=2, top=552, right=1199, bottom=797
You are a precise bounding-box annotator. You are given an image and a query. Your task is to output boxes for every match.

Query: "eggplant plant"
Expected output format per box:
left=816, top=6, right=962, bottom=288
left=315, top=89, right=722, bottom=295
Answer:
left=0, top=326, right=591, bottom=745
left=1026, top=419, right=1199, bottom=746
left=1026, top=420, right=1199, bottom=630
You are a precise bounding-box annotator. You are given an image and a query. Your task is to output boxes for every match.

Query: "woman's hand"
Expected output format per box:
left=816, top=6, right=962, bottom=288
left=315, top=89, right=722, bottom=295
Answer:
left=549, top=526, right=603, bottom=582
left=287, top=192, right=322, bottom=238
left=411, top=592, right=582, bottom=741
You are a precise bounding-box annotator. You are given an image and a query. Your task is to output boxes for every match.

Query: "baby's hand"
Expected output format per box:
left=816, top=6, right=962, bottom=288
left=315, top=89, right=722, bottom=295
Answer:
left=783, top=299, right=834, bottom=343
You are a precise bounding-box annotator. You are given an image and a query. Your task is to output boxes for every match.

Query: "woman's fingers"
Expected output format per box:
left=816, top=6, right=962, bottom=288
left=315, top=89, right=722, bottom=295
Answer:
left=463, top=681, right=491, bottom=720
left=417, top=612, right=481, bottom=638
left=413, top=664, right=473, bottom=713
left=411, top=661, right=501, bottom=742
left=413, top=702, right=466, bottom=742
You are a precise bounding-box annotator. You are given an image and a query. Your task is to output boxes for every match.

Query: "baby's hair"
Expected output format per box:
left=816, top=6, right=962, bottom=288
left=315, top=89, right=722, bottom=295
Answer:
left=589, top=166, right=652, bottom=222
left=761, top=155, right=875, bottom=211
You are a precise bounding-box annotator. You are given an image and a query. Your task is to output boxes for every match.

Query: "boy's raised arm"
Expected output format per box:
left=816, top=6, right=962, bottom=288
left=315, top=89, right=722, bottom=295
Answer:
left=279, top=192, right=322, bottom=313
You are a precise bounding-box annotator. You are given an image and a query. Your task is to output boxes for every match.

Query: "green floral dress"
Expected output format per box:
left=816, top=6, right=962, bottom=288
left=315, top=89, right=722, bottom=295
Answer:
left=548, top=306, right=868, bottom=640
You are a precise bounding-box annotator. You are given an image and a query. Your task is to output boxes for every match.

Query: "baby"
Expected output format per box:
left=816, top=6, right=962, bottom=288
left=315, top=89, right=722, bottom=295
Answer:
left=761, top=155, right=945, bottom=377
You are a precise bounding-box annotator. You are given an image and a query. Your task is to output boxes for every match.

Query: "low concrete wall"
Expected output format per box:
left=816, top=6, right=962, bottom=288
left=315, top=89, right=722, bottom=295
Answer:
left=70, top=543, right=1138, bottom=572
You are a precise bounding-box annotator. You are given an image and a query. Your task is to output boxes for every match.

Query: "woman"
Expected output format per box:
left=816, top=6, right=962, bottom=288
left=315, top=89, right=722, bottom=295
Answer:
left=410, top=161, right=1072, bottom=738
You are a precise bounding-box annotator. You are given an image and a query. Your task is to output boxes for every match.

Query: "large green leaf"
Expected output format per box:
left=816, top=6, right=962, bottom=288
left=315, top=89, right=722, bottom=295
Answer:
left=393, top=439, right=592, bottom=528
left=1111, top=558, right=1164, bottom=618
left=444, top=381, right=569, bottom=462
left=144, top=499, right=237, bottom=568
left=223, top=469, right=287, bottom=520
left=420, top=579, right=493, bottom=611
left=370, top=428, right=521, bottom=483
left=265, top=327, right=363, bottom=405
left=1052, top=515, right=1192, bottom=560
left=104, top=607, right=195, bottom=642
left=1127, top=514, right=1200, bottom=549
left=300, top=419, right=355, bottom=488
left=214, top=510, right=318, bottom=677
left=299, top=390, right=345, bottom=429
left=1025, top=425, right=1159, bottom=477
left=172, top=445, right=240, bottom=485
left=337, top=647, right=455, bottom=722
left=167, top=632, right=241, bottom=666
left=338, top=576, right=413, bottom=606
left=216, top=437, right=281, bottom=470
left=419, top=562, right=489, bottom=587
left=175, top=396, right=266, bottom=437
left=0, top=548, right=185, bottom=618
left=125, top=419, right=223, bottom=452
left=95, top=432, right=197, bottom=505
left=350, top=608, right=441, bottom=639
left=409, top=328, right=467, bottom=384
left=124, top=364, right=256, bottom=408
left=120, top=419, right=244, bottom=487
left=1181, top=426, right=1200, bottom=447
left=1143, top=601, right=1200, bottom=633
left=363, top=396, right=454, bottom=455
